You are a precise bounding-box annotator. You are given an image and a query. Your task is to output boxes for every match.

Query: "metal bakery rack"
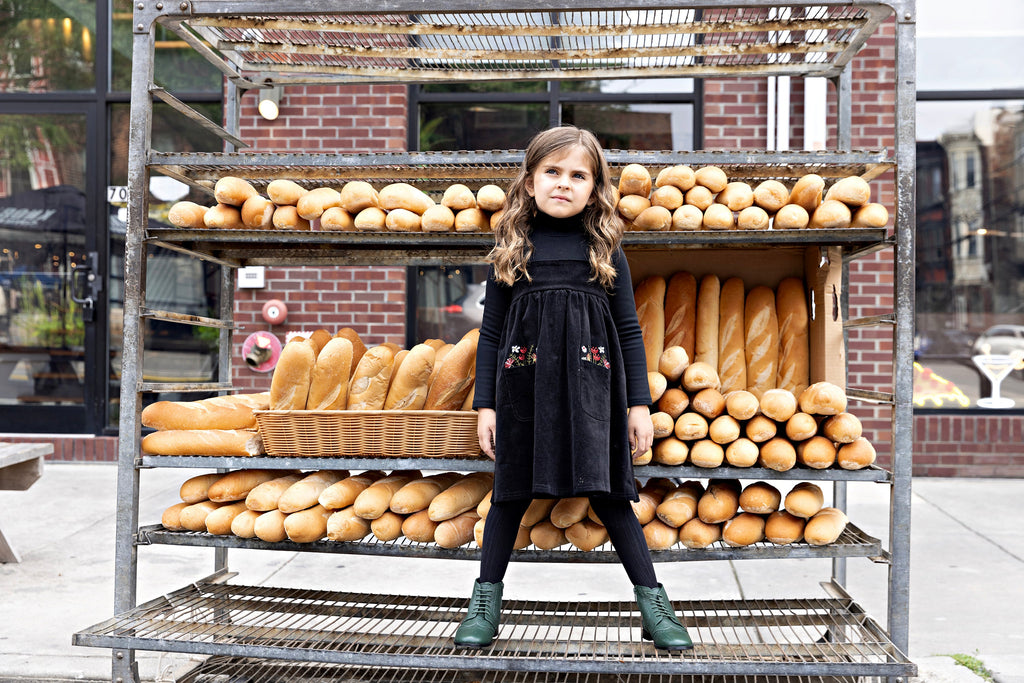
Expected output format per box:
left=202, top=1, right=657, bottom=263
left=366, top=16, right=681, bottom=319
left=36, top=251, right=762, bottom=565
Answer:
left=74, top=3, right=917, bottom=682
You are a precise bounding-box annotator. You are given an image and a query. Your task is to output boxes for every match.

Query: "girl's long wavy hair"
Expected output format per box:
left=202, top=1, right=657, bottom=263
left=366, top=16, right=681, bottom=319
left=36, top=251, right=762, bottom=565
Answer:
left=488, top=125, right=624, bottom=290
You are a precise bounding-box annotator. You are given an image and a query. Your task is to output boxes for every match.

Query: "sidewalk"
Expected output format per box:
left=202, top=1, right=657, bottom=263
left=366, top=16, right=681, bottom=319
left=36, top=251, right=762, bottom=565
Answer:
left=1, top=463, right=1022, bottom=682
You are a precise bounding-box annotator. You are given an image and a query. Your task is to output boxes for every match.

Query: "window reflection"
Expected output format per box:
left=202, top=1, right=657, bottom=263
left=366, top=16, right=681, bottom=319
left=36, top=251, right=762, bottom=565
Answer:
left=0, top=5, right=96, bottom=93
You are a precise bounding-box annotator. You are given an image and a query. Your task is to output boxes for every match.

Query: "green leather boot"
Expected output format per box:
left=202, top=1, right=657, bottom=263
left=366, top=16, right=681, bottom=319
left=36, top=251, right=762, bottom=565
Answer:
left=453, top=580, right=503, bottom=648
left=634, top=584, right=693, bottom=651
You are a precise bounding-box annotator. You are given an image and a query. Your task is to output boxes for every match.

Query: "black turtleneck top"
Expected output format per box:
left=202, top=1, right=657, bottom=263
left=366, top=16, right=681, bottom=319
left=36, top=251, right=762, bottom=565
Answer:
left=473, top=211, right=651, bottom=410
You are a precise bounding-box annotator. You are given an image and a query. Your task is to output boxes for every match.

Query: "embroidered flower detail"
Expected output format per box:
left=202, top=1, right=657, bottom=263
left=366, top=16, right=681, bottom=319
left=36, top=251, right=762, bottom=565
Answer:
left=582, top=344, right=611, bottom=369
left=504, top=344, right=537, bottom=368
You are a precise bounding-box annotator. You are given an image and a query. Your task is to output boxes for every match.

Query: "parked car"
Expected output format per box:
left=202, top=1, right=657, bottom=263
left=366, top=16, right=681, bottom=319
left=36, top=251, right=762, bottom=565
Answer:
left=971, top=324, right=1024, bottom=356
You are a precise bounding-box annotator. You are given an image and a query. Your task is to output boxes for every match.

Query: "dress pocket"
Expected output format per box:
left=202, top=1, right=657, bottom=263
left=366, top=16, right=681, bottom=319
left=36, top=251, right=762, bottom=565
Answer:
left=580, top=344, right=611, bottom=421
left=498, top=344, right=537, bottom=422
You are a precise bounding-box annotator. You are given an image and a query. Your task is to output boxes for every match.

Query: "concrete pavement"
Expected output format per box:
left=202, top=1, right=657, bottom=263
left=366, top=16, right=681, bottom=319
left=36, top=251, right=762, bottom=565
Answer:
left=1, top=462, right=1022, bottom=682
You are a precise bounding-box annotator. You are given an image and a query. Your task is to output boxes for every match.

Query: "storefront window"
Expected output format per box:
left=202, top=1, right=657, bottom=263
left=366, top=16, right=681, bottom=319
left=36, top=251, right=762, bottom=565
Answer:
left=0, top=2, right=96, bottom=92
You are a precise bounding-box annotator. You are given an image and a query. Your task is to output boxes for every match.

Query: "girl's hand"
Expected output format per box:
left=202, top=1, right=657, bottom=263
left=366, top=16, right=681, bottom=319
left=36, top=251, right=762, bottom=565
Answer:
left=627, top=405, right=654, bottom=457
left=477, top=407, right=497, bottom=460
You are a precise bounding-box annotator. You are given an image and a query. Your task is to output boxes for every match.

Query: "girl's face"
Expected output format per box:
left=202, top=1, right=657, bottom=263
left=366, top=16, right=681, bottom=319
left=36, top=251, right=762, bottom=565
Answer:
left=525, top=145, right=596, bottom=219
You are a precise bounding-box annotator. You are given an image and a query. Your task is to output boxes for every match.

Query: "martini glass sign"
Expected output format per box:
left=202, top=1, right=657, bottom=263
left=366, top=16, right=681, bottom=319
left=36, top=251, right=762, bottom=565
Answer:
left=971, top=345, right=1024, bottom=408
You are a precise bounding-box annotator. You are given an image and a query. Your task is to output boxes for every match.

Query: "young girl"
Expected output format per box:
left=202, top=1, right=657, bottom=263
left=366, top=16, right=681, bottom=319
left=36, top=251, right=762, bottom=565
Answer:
left=454, top=125, right=692, bottom=651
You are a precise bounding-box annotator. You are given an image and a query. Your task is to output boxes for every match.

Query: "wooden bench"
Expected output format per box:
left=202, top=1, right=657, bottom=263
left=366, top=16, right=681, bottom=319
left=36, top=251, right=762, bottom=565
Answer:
left=0, top=442, right=49, bottom=563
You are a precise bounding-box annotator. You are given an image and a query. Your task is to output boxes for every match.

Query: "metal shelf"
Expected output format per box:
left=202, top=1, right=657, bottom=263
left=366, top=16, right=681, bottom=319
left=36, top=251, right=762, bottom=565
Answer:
left=73, top=580, right=914, bottom=677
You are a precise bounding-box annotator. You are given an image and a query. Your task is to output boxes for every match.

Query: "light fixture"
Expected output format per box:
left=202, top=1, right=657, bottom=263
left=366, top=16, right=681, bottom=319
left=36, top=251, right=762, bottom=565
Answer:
left=258, top=86, right=282, bottom=121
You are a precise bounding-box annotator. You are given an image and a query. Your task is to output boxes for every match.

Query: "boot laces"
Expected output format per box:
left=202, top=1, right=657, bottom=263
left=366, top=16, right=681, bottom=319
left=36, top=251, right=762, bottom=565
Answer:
left=470, top=585, right=497, bottom=618
left=651, top=594, right=679, bottom=624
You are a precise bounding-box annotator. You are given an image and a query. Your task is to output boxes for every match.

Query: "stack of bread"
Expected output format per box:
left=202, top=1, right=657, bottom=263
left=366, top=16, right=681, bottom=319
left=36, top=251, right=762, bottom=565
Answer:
left=615, top=163, right=889, bottom=232
left=634, top=270, right=876, bottom=471
left=140, top=393, right=268, bottom=456
left=268, top=326, right=479, bottom=412
left=167, top=176, right=507, bottom=233
left=162, top=469, right=850, bottom=549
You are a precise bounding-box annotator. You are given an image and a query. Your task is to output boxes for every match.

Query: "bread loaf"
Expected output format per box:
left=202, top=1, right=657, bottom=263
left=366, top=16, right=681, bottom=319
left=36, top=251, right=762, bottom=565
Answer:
left=267, top=179, right=307, bottom=206
left=724, top=390, right=759, bottom=420
left=179, top=472, right=228, bottom=503
left=657, top=387, right=689, bottom=419
left=380, top=182, right=435, bottom=214
left=550, top=497, right=590, bottom=529
left=647, top=371, right=668, bottom=403
left=141, top=429, right=263, bottom=457
left=650, top=411, right=673, bottom=439
left=386, top=208, right=422, bottom=232
left=787, top=174, right=824, bottom=213
left=753, top=180, right=790, bottom=213
left=656, top=480, right=703, bottom=527
left=655, top=165, right=696, bottom=191
left=784, top=482, right=824, bottom=519
left=775, top=276, right=810, bottom=395
left=455, top=208, right=489, bottom=233
left=651, top=185, right=684, bottom=211
left=760, top=388, right=797, bottom=422
left=168, top=201, right=208, bottom=228
left=339, top=181, right=380, bottom=214
left=435, top=510, right=481, bottom=548
left=797, top=435, right=837, bottom=469
left=837, top=437, right=876, bottom=470
left=632, top=448, right=652, bottom=466
left=718, top=276, right=747, bottom=394
left=321, top=208, right=355, bottom=232
left=634, top=204, right=672, bottom=231
left=758, top=437, right=796, bottom=471
left=804, top=507, right=848, bottom=545
left=476, top=490, right=492, bottom=518
left=566, top=518, right=609, bottom=552
left=347, top=345, right=395, bottom=411
left=772, top=203, right=809, bottom=229
left=401, top=510, right=438, bottom=543
left=744, top=415, right=777, bottom=443
left=658, top=347, right=690, bottom=384
left=674, top=412, right=709, bottom=441
left=179, top=500, right=224, bottom=532
left=428, top=471, right=493, bottom=522
left=634, top=276, right=667, bottom=371
left=739, top=481, right=781, bottom=514
left=204, top=203, right=245, bottom=230
left=318, top=470, right=386, bottom=510
left=245, top=473, right=303, bottom=512
left=230, top=509, right=261, bottom=538
left=785, top=412, right=819, bottom=441
left=764, top=510, right=805, bottom=544
left=708, top=414, right=741, bottom=444
left=684, top=185, right=714, bottom=211
left=303, top=337, right=352, bottom=410
left=824, top=176, right=871, bottom=206
left=326, top=507, right=371, bottom=542
left=822, top=412, right=863, bottom=443
left=270, top=339, right=316, bottom=410
left=161, top=501, right=190, bottom=530
left=296, top=187, right=343, bottom=221
left=630, top=482, right=665, bottom=525
left=522, top=498, right=558, bottom=527
left=691, top=388, right=725, bottom=419
left=278, top=470, right=346, bottom=513
left=284, top=504, right=331, bottom=543
left=722, top=512, right=766, bottom=547
left=694, top=274, right=720, bottom=368
left=421, top=204, right=456, bottom=232
left=352, top=471, right=419, bottom=520
left=798, top=381, right=847, bottom=415
left=390, top=472, right=462, bottom=514
left=672, top=204, right=704, bottom=231
left=663, top=271, right=697, bottom=358
left=370, top=510, right=405, bottom=542
left=441, top=183, right=477, bottom=211
left=851, top=202, right=889, bottom=228
left=424, top=329, right=478, bottom=410
left=694, top=166, right=728, bottom=193
left=698, top=479, right=741, bottom=524
left=334, top=328, right=367, bottom=368
left=716, top=182, right=754, bottom=212
left=679, top=517, right=722, bottom=548
left=808, top=199, right=852, bottom=230
left=702, top=204, right=735, bottom=230
left=643, top=518, right=679, bottom=550
left=689, top=439, right=725, bottom=468
left=724, top=437, right=759, bottom=467
left=618, top=194, right=651, bottom=222
left=652, top=435, right=689, bottom=465
left=737, top=206, right=770, bottom=230
left=744, top=285, right=779, bottom=399
left=214, top=176, right=258, bottom=207
left=353, top=206, right=387, bottom=231
left=384, top=343, right=436, bottom=410
left=241, top=195, right=275, bottom=229
left=530, top=520, right=568, bottom=550
left=476, top=184, right=506, bottom=212
left=206, top=469, right=278, bottom=503
left=308, top=329, right=333, bottom=357
left=618, top=164, right=652, bottom=197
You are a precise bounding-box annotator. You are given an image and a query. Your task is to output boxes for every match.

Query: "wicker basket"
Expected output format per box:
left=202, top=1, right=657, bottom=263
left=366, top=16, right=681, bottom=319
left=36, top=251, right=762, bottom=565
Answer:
left=254, top=410, right=481, bottom=458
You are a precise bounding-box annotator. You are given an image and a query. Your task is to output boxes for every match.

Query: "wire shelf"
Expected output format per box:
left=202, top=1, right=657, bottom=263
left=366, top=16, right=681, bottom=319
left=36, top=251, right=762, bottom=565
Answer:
left=74, top=581, right=914, bottom=676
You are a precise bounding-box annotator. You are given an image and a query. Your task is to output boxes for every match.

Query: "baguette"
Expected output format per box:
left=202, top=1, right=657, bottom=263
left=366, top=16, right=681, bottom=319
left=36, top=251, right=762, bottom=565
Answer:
left=278, top=470, right=347, bottom=513
left=214, top=176, right=258, bottom=207
left=270, top=339, right=316, bottom=410
left=798, top=381, right=848, bottom=415
left=648, top=372, right=668, bottom=403
left=428, top=471, right=494, bottom=522
left=477, top=490, right=492, bottom=519
left=787, top=174, right=825, bottom=213
left=634, top=205, right=672, bottom=231
left=352, top=471, right=420, bottom=520
left=390, top=472, right=463, bottom=514
left=809, top=199, right=852, bottom=230
left=285, top=504, right=331, bottom=543
left=837, top=437, right=877, bottom=470
left=566, top=518, right=609, bottom=552
left=204, top=501, right=250, bottom=536
left=796, top=435, right=838, bottom=469
left=697, top=479, right=741, bottom=524
left=424, top=329, right=478, bottom=410
left=325, top=507, right=371, bottom=541
left=550, top=497, right=590, bottom=529
left=824, top=176, right=871, bottom=206
left=760, top=388, right=797, bottom=422
left=775, top=276, right=810, bottom=395
left=379, top=182, right=435, bottom=215
left=618, top=194, right=651, bottom=222
left=305, top=337, right=354, bottom=410
left=634, top=276, right=667, bottom=371
left=694, top=274, right=721, bottom=368
left=663, top=271, right=697, bottom=358
left=722, top=512, right=766, bottom=547
left=203, top=204, right=244, bottom=230
left=745, top=414, right=777, bottom=443
left=679, top=517, right=721, bottom=548
left=643, top=518, right=679, bottom=550
left=694, top=166, right=728, bottom=193
left=167, top=201, right=208, bottom=229
left=651, top=411, right=674, bottom=438
left=737, top=206, right=770, bottom=230
left=401, top=509, right=438, bottom=543
left=435, top=510, right=481, bottom=548
left=296, top=187, right=342, bottom=221
left=318, top=470, right=386, bottom=510
left=655, top=480, right=703, bottom=527
left=370, top=510, right=406, bottom=542
left=266, top=179, right=307, bottom=206
left=454, top=208, right=489, bottom=233
left=822, top=412, right=863, bottom=443
left=207, top=469, right=279, bottom=503
left=230, top=509, right=261, bottom=538
left=179, top=500, right=224, bottom=532
left=353, top=206, right=387, bottom=231
left=339, top=181, right=380, bottom=214
left=739, top=481, right=782, bottom=514
left=773, top=203, right=809, bottom=229
left=718, top=276, right=746, bottom=394
left=179, top=472, right=225, bottom=504
left=752, top=179, right=790, bottom=213
left=384, top=343, right=436, bottom=410
left=804, top=507, right=848, bottom=545
left=724, top=390, right=759, bottom=421
left=716, top=181, right=754, bottom=211
left=631, top=484, right=664, bottom=525
left=272, top=205, right=311, bottom=231
left=657, top=387, right=689, bottom=419
left=141, top=429, right=263, bottom=457
left=851, top=202, right=889, bottom=228
left=161, top=502, right=190, bottom=530
left=245, top=473, right=303, bottom=512
left=253, top=509, right=288, bottom=542
left=744, top=285, right=779, bottom=399
left=673, top=412, right=709, bottom=441
left=708, top=414, right=741, bottom=444
left=386, top=208, right=422, bottom=232
left=522, top=498, right=558, bottom=527
left=702, top=204, right=735, bottom=230
left=691, top=388, right=725, bottom=419
left=682, top=360, right=721, bottom=392
left=241, top=195, right=275, bottom=229
left=684, top=185, right=714, bottom=211
left=347, top=345, right=396, bottom=411
left=655, top=165, right=696, bottom=191
left=784, top=482, right=824, bottom=519
left=530, top=520, right=568, bottom=550
left=764, top=510, right=805, bottom=544
left=785, top=412, right=819, bottom=441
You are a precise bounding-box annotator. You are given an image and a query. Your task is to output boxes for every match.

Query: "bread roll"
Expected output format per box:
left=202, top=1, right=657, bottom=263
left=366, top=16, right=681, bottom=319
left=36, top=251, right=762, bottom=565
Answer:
left=245, top=473, right=303, bottom=512
left=369, top=510, right=405, bottom=542
left=694, top=274, right=720, bottom=369
left=702, top=204, right=734, bottom=230
left=267, top=179, right=307, bottom=206
left=442, top=183, right=477, bottom=211
left=784, top=482, right=824, bottom=519
left=566, top=519, right=609, bottom=552
left=753, top=180, right=790, bottom=213
left=435, top=510, right=481, bottom=548
left=822, top=412, right=863, bottom=444
left=798, top=381, right=847, bottom=415
left=694, top=166, right=728, bottom=193
left=634, top=205, right=673, bottom=231
left=230, top=509, right=261, bottom=538
left=278, top=470, right=346, bottom=513
left=317, top=206, right=354, bottom=231
left=657, top=387, right=689, bottom=419
left=305, top=337, right=354, bottom=410
left=663, top=271, right=697, bottom=358
left=837, top=437, right=877, bottom=470
left=643, top=518, right=679, bottom=550
left=421, top=204, right=456, bottom=232
left=476, top=184, right=506, bottom=212
left=647, top=372, right=668, bottom=403
left=489, top=209, right=505, bottom=231
left=655, top=165, right=696, bottom=191
left=650, top=185, right=684, bottom=211
left=722, top=512, right=766, bottom=547
left=772, top=203, right=809, bottom=229
left=804, top=507, right=848, bottom=545
left=285, top=504, right=331, bottom=543
left=347, top=345, right=395, bottom=411
left=797, top=435, right=837, bottom=469
left=179, top=471, right=235, bottom=503
left=737, top=205, right=770, bottom=230
left=339, top=181, right=380, bottom=214
left=179, top=500, right=224, bottom=532
left=698, top=479, right=741, bottom=524
left=672, top=204, right=704, bottom=231
left=758, top=437, right=796, bottom=471
left=764, top=510, right=805, bottom=544
left=618, top=194, right=651, bottom=222
left=384, top=343, right=436, bottom=410
left=161, top=501, right=190, bottom=530
left=141, top=429, right=263, bottom=457
left=204, top=203, right=245, bottom=230
left=550, top=497, right=590, bottom=529
left=650, top=411, right=673, bottom=439
left=618, top=164, right=652, bottom=197
left=353, top=206, right=387, bottom=231
left=724, top=390, right=759, bottom=420
left=352, top=471, right=419, bottom=520
left=428, top=471, right=494, bottom=522
left=744, top=285, right=779, bottom=399
left=530, top=520, right=568, bottom=550
left=787, top=174, right=824, bottom=213
left=632, top=448, right=652, bottom=466
left=630, top=483, right=663, bottom=525
left=679, top=517, right=722, bottom=548
left=739, top=481, right=781, bottom=514
left=808, top=199, right=852, bottom=229
left=390, top=472, right=462, bottom=514
left=708, top=414, right=741, bottom=444
left=674, top=412, right=709, bottom=441
left=326, top=507, right=371, bottom=542
left=656, top=481, right=703, bottom=527
left=522, top=498, right=558, bottom=527
left=401, top=510, right=438, bottom=543
left=824, top=176, right=871, bottom=206
left=168, top=201, right=208, bottom=228
left=716, top=182, right=754, bottom=212
left=657, top=347, right=689, bottom=384
left=318, top=470, right=386, bottom=510
left=744, top=414, right=777, bottom=443
left=270, top=339, right=316, bottom=410
left=385, top=207, right=422, bottom=232
left=652, top=435, right=689, bottom=465
left=691, top=388, right=725, bottom=419
left=241, top=195, right=275, bottom=229
left=689, top=439, right=725, bottom=468
left=785, top=412, right=819, bottom=442
left=760, top=388, right=797, bottom=422
left=424, top=329, right=478, bottom=410
left=634, top=276, right=667, bottom=371
left=684, top=185, right=714, bottom=211
left=380, top=182, right=435, bottom=215
left=214, top=176, right=258, bottom=207
left=724, top=437, right=759, bottom=467
left=455, top=208, right=489, bottom=233
left=775, top=276, right=810, bottom=396
left=717, top=276, right=746, bottom=394
left=851, top=202, right=889, bottom=228
left=296, top=187, right=342, bottom=221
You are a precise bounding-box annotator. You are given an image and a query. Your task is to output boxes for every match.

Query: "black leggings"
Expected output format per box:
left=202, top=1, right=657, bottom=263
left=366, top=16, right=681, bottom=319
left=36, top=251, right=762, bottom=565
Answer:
left=478, top=497, right=658, bottom=588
